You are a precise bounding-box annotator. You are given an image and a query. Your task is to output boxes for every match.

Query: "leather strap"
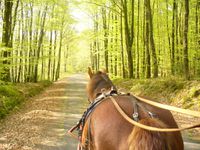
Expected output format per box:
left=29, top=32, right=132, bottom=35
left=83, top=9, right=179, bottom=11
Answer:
left=110, top=96, right=200, bottom=132
left=132, top=95, right=200, bottom=117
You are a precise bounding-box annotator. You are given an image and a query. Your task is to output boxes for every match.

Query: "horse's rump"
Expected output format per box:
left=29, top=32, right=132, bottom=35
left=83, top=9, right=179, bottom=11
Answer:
left=128, top=118, right=172, bottom=150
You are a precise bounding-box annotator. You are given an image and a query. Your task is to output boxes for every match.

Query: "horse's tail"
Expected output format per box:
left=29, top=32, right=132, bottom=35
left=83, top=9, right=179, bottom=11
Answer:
left=128, top=118, right=172, bottom=150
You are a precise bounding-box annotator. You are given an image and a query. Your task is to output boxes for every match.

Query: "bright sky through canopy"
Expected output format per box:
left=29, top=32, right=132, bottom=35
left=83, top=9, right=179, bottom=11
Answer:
left=71, top=7, right=92, bottom=33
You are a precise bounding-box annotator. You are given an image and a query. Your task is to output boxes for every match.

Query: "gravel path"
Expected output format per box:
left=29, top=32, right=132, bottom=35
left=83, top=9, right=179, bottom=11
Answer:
left=0, top=74, right=88, bottom=150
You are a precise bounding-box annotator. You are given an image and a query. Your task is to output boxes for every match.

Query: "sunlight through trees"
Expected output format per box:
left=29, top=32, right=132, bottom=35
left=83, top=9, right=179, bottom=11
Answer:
left=0, top=0, right=200, bottom=82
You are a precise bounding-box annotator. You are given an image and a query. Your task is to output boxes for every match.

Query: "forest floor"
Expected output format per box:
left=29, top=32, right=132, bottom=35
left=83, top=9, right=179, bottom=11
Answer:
left=0, top=74, right=200, bottom=150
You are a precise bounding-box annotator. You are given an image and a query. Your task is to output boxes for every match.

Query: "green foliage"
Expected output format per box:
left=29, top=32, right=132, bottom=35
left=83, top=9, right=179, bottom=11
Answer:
left=0, top=81, right=52, bottom=119
left=113, top=77, right=200, bottom=110
left=114, top=77, right=185, bottom=97
left=0, top=85, right=24, bottom=118
left=0, top=85, right=21, bottom=97
left=39, top=80, right=52, bottom=87
left=27, top=80, right=52, bottom=97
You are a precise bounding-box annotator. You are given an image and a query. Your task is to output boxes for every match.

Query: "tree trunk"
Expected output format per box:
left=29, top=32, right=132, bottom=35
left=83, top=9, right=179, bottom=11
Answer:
left=55, top=28, right=64, bottom=80
left=102, top=7, right=109, bottom=72
left=136, top=0, right=140, bottom=78
left=142, top=3, right=146, bottom=78
left=195, top=0, right=200, bottom=76
left=52, top=31, right=57, bottom=81
left=1, top=0, right=13, bottom=81
left=166, top=0, right=172, bottom=73
left=147, top=0, right=158, bottom=78
left=120, top=10, right=125, bottom=78
left=114, top=14, right=118, bottom=76
left=183, top=0, right=189, bottom=80
left=10, top=0, right=20, bottom=82
left=48, top=30, right=53, bottom=80
left=34, top=6, right=47, bottom=82
left=122, top=0, right=134, bottom=78
left=144, top=0, right=151, bottom=78
left=28, top=3, right=34, bottom=82
left=171, top=0, right=177, bottom=75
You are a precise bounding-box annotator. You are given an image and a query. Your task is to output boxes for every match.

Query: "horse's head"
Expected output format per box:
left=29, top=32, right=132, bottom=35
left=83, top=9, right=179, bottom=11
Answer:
left=87, top=67, right=116, bottom=102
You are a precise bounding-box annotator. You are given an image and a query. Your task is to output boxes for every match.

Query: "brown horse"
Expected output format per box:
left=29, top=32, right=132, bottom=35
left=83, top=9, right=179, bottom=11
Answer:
left=81, top=68, right=183, bottom=150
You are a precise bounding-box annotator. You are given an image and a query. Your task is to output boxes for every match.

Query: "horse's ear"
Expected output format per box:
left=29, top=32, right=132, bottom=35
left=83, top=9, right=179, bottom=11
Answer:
left=88, top=67, right=93, bottom=78
left=101, top=68, right=108, bottom=74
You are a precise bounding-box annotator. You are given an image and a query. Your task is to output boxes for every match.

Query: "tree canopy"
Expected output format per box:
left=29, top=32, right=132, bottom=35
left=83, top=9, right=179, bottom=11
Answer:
left=0, top=0, right=199, bottom=82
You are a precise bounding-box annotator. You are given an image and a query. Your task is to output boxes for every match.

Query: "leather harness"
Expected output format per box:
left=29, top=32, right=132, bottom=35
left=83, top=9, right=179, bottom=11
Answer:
left=68, top=88, right=157, bottom=150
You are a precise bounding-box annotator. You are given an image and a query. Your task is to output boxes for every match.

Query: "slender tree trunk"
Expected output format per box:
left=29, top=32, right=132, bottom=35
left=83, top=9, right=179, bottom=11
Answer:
left=147, top=0, right=158, bottom=78
left=183, top=0, right=189, bottom=80
left=142, top=3, right=146, bottom=78
left=144, top=0, right=151, bottom=78
left=171, top=0, right=177, bottom=75
left=122, top=0, right=134, bottom=78
left=52, top=31, right=57, bottom=81
left=10, top=0, right=20, bottom=82
left=24, top=8, right=29, bottom=82
left=93, top=13, right=98, bottom=71
left=195, top=0, right=200, bottom=76
left=136, top=0, right=140, bottom=78
left=41, top=47, right=44, bottom=80
left=114, top=14, right=118, bottom=76
left=102, top=7, right=109, bottom=72
left=179, top=2, right=184, bottom=75
left=166, top=0, right=171, bottom=70
left=175, top=2, right=180, bottom=75
left=110, top=12, right=114, bottom=74
left=18, top=2, right=25, bottom=82
left=120, top=10, right=125, bottom=78
left=55, top=28, right=64, bottom=80
left=34, top=6, right=47, bottom=82
left=48, top=30, right=53, bottom=80
left=28, top=3, right=33, bottom=82
left=90, top=43, right=94, bottom=70
left=1, top=0, right=13, bottom=81
left=64, top=45, right=69, bottom=72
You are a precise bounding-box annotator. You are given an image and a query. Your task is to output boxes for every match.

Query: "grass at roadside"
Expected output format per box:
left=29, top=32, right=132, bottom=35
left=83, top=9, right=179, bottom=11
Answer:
left=0, top=80, right=52, bottom=119
left=113, top=77, right=200, bottom=111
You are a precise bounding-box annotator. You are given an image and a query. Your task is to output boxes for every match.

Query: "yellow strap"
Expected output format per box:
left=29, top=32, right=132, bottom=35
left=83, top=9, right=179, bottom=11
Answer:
left=110, top=96, right=200, bottom=132
left=133, top=95, right=200, bottom=117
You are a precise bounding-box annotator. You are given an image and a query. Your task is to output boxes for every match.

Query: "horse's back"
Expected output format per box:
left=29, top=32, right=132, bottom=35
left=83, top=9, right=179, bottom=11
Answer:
left=86, top=95, right=183, bottom=150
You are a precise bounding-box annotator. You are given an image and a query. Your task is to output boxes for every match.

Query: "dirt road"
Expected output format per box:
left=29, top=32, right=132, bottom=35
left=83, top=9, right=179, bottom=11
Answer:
left=0, top=74, right=199, bottom=150
left=0, top=74, right=88, bottom=150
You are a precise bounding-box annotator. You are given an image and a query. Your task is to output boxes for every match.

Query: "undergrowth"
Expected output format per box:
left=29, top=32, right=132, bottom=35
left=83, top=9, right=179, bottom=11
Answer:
left=0, top=80, right=52, bottom=119
left=113, top=77, right=200, bottom=111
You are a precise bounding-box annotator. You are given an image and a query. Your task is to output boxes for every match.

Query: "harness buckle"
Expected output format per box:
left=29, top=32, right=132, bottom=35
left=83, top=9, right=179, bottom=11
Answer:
left=133, top=112, right=139, bottom=122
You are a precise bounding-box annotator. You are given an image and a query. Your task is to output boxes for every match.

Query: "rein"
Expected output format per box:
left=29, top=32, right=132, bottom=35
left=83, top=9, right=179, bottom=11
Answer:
left=110, top=96, right=200, bottom=132
left=133, top=95, right=200, bottom=117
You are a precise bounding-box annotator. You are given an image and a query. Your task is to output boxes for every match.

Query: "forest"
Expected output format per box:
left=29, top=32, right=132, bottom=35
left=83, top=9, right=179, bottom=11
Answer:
left=0, top=0, right=200, bottom=149
left=86, top=0, right=200, bottom=80
left=0, top=0, right=199, bottom=83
